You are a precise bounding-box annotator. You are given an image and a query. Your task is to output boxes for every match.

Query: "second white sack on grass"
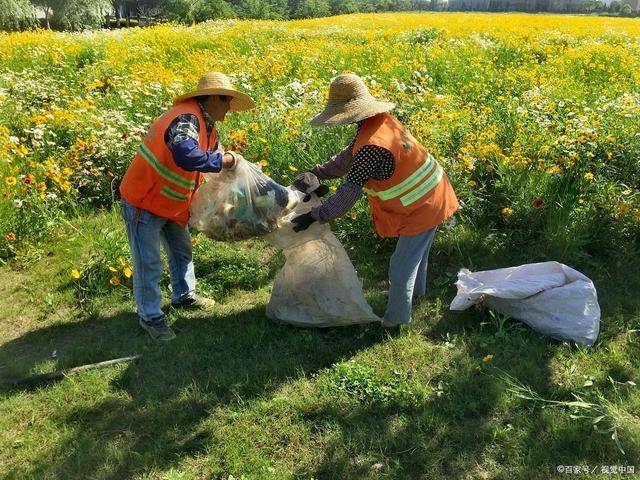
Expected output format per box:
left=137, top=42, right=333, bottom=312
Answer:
left=449, top=261, right=601, bottom=347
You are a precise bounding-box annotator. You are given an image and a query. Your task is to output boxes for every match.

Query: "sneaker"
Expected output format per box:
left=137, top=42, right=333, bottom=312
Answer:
left=139, top=317, right=176, bottom=341
left=171, top=294, right=216, bottom=310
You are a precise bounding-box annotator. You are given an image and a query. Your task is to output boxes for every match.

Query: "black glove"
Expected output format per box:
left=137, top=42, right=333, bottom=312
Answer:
left=302, top=183, right=331, bottom=202
left=293, top=172, right=320, bottom=194
left=291, top=212, right=316, bottom=232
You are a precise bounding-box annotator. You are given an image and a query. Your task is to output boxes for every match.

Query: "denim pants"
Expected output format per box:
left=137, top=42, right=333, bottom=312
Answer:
left=384, top=227, right=437, bottom=325
left=121, top=200, right=196, bottom=322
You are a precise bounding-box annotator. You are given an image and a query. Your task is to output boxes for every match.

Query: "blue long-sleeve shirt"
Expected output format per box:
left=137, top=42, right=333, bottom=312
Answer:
left=163, top=99, right=225, bottom=172
left=169, top=138, right=224, bottom=173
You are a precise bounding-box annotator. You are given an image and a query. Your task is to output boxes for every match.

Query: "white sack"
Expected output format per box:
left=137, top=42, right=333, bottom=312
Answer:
left=450, top=261, right=600, bottom=347
left=264, top=191, right=380, bottom=327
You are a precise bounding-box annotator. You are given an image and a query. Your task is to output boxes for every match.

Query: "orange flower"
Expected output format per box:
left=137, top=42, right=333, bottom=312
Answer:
left=6, top=232, right=16, bottom=241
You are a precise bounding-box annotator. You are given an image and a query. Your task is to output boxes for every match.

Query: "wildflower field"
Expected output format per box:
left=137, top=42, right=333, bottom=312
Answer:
left=1, top=13, right=640, bottom=479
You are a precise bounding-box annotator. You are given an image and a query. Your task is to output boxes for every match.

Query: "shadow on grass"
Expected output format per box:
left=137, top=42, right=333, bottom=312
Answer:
left=0, top=304, right=387, bottom=479
left=301, top=303, right=636, bottom=479
left=299, top=233, right=640, bottom=479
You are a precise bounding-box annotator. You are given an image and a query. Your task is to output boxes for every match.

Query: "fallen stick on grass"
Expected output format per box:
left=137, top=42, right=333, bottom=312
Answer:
left=2, top=354, right=142, bottom=387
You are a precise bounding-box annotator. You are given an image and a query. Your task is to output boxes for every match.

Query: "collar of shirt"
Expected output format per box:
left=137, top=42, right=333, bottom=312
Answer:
left=348, top=121, right=365, bottom=149
left=196, top=98, right=214, bottom=133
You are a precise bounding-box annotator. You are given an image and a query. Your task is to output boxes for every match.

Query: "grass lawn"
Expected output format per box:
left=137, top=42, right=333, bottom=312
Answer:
left=0, top=208, right=639, bottom=479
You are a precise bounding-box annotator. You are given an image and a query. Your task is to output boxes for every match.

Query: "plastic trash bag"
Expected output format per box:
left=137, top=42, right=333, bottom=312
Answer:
left=189, top=155, right=296, bottom=241
left=449, top=261, right=600, bottom=347
left=264, top=191, right=380, bottom=327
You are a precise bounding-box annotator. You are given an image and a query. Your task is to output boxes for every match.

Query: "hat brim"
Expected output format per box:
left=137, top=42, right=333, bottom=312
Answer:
left=310, top=99, right=395, bottom=126
left=173, top=88, right=256, bottom=112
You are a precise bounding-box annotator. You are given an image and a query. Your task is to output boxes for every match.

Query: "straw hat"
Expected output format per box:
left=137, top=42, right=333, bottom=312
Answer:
left=310, top=74, right=395, bottom=126
left=173, top=72, right=255, bottom=112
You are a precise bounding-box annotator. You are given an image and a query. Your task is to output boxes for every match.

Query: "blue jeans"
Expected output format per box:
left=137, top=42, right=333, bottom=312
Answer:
left=120, top=200, right=196, bottom=323
left=384, top=227, right=437, bottom=325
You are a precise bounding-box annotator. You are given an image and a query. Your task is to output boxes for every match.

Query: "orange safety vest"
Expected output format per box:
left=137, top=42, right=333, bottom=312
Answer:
left=355, top=113, right=459, bottom=238
left=119, top=99, right=218, bottom=227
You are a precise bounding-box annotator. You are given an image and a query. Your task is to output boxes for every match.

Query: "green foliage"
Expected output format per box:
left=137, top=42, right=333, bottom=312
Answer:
left=35, top=0, right=112, bottom=30
left=236, top=0, right=288, bottom=18
left=161, top=0, right=236, bottom=22
left=192, top=236, right=278, bottom=297
left=620, top=2, right=635, bottom=15
left=321, top=361, right=426, bottom=407
left=292, top=0, right=331, bottom=17
left=0, top=0, right=36, bottom=31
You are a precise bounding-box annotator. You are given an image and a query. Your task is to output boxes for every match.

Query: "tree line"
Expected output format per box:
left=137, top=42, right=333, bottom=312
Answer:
left=0, top=0, right=638, bottom=32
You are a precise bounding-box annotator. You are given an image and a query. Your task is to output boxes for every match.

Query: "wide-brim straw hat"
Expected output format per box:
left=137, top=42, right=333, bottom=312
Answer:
left=310, top=73, right=395, bottom=126
left=173, top=72, right=255, bottom=112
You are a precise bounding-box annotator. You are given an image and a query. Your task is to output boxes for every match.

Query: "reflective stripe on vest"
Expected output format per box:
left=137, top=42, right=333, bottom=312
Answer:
left=400, top=162, right=443, bottom=206
left=137, top=143, right=196, bottom=191
left=160, top=185, right=188, bottom=202
left=363, top=154, right=442, bottom=206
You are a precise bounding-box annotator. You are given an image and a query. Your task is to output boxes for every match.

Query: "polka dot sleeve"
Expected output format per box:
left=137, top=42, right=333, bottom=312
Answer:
left=346, top=145, right=395, bottom=187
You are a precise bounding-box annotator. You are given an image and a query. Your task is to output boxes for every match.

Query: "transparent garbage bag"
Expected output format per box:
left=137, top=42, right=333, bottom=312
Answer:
left=449, top=261, right=601, bottom=347
left=264, top=191, right=380, bottom=327
left=189, top=155, right=296, bottom=241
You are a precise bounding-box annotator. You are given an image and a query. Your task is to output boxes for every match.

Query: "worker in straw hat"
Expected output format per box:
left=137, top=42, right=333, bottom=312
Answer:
left=292, top=73, right=459, bottom=328
left=119, top=72, right=255, bottom=341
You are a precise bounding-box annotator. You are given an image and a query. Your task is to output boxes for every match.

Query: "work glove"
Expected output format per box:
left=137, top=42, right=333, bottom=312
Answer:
left=302, top=184, right=330, bottom=202
left=293, top=171, right=320, bottom=194
left=223, top=151, right=240, bottom=171
left=291, top=212, right=316, bottom=232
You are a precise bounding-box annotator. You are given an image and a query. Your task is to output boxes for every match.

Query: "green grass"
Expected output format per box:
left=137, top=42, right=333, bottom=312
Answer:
left=0, top=209, right=639, bottom=479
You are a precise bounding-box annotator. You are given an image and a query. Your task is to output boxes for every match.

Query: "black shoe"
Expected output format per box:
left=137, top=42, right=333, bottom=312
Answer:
left=139, top=317, right=176, bottom=341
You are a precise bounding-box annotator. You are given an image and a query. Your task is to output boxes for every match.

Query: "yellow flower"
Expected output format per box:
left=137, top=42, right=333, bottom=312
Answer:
left=289, top=165, right=298, bottom=172
left=5, top=176, right=17, bottom=186
left=468, top=180, right=477, bottom=187
left=259, top=160, right=269, bottom=167
left=109, top=276, right=121, bottom=286
left=108, top=266, right=118, bottom=272
left=584, top=172, right=594, bottom=181
left=118, top=257, right=126, bottom=266
left=349, top=212, right=357, bottom=220
left=482, top=354, right=494, bottom=362
left=251, top=122, right=260, bottom=131
left=501, top=207, right=513, bottom=216
left=71, top=268, right=80, bottom=279
left=123, top=267, right=132, bottom=278
left=614, top=201, right=630, bottom=216
left=330, top=185, right=337, bottom=192
left=547, top=165, right=563, bottom=175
